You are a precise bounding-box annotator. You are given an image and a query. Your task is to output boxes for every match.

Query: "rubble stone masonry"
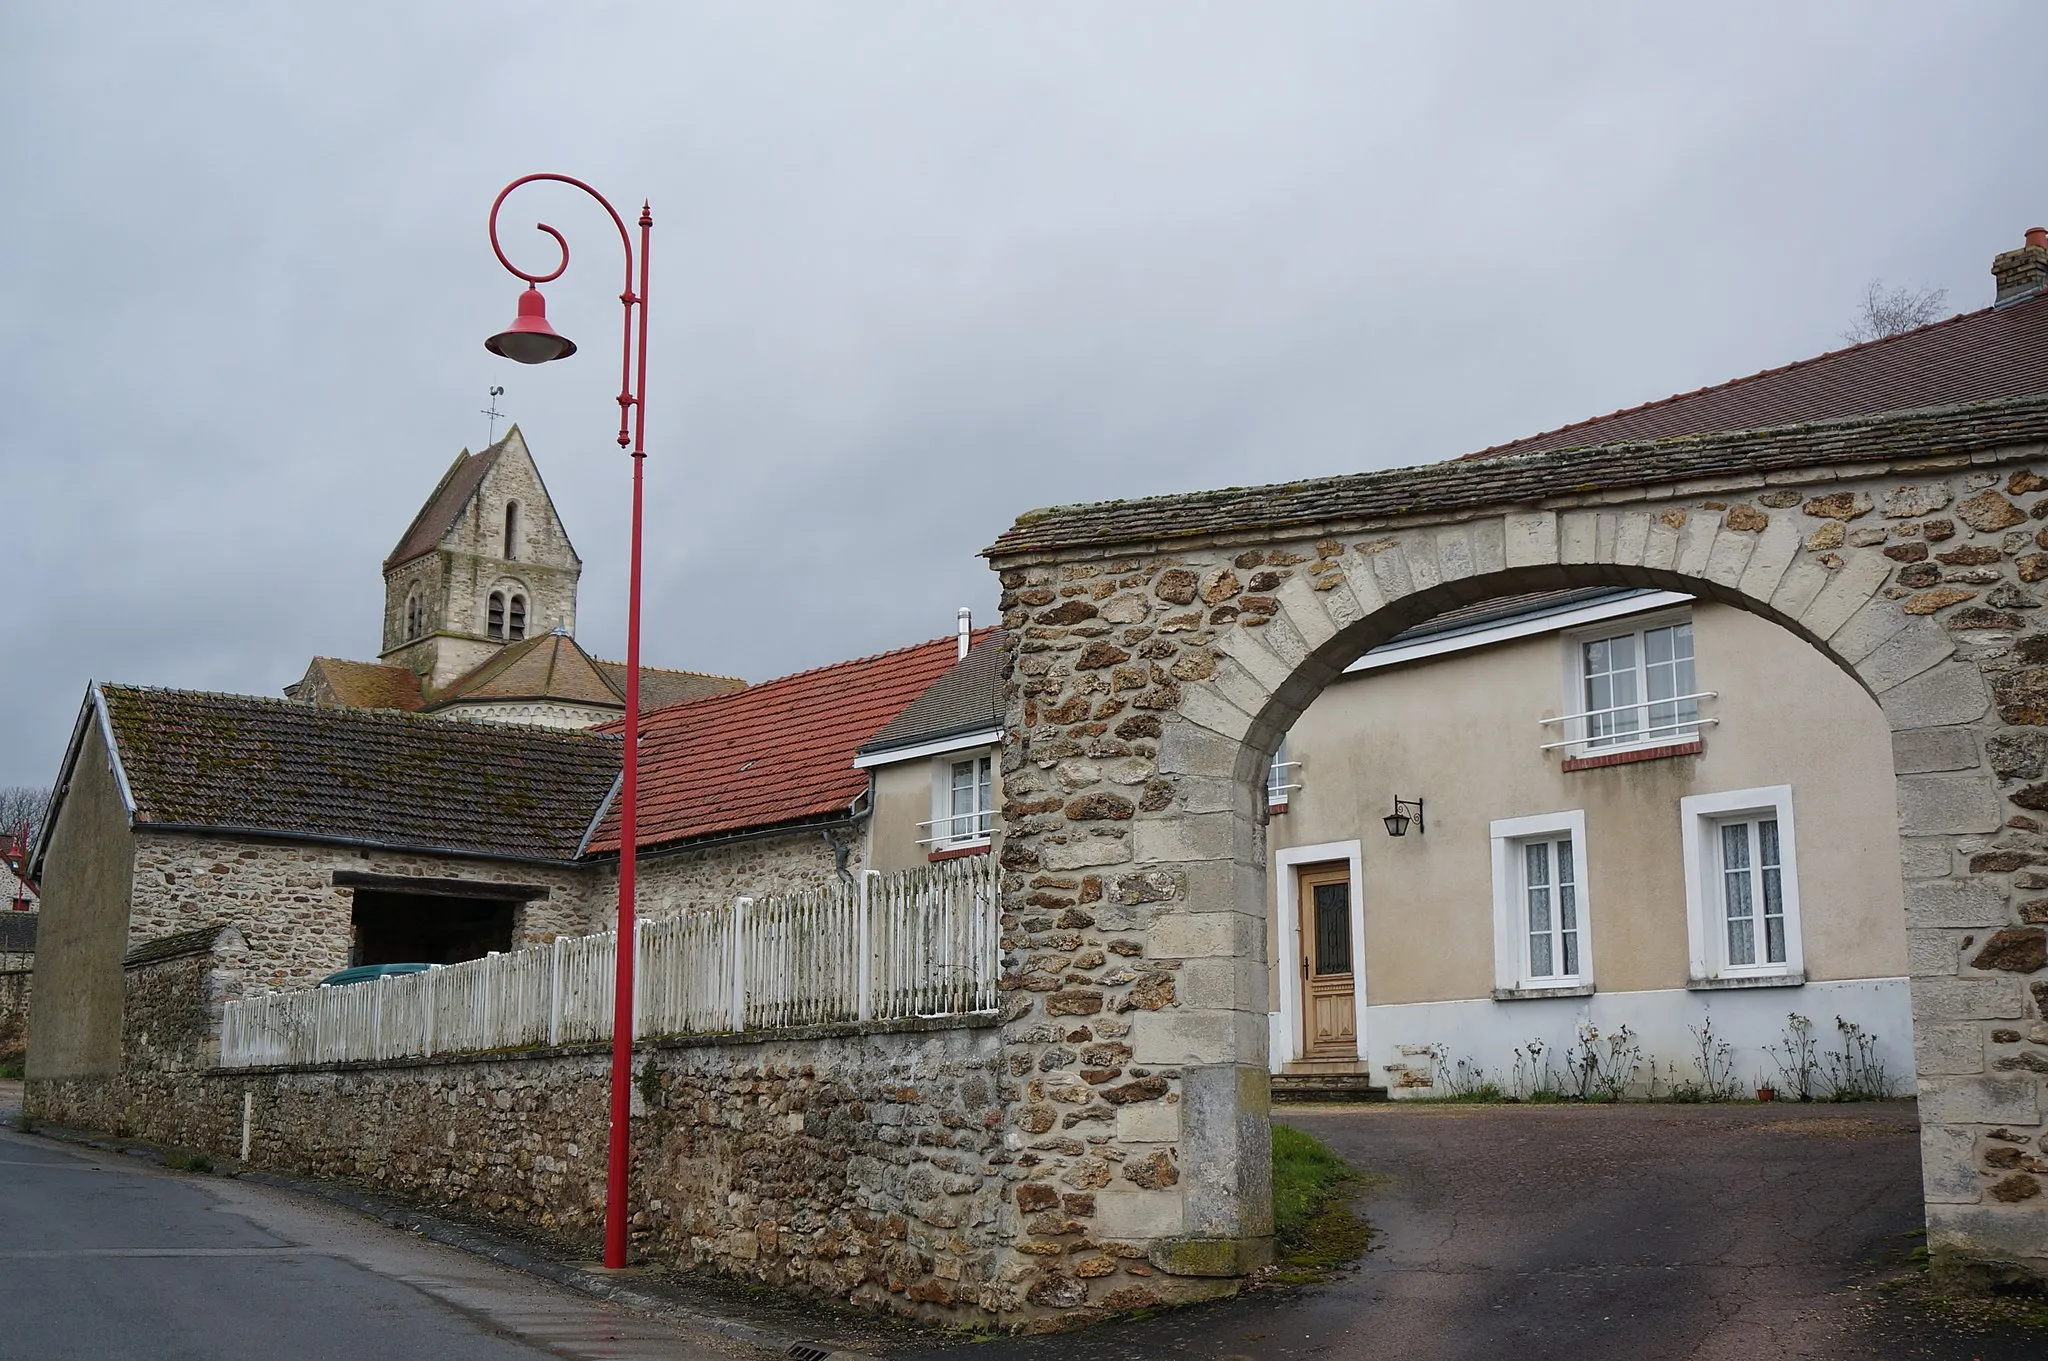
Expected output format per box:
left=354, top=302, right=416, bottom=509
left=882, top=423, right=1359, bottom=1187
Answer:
left=128, top=833, right=601, bottom=989
left=988, top=419, right=2048, bottom=1302
left=0, top=969, right=27, bottom=1066
left=601, top=829, right=850, bottom=922
left=31, top=1000, right=1007, bottom=1325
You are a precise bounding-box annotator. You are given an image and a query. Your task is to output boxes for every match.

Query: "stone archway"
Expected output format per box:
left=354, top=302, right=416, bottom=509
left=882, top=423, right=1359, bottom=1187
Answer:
left=984, top=396, right=2048, bottom=1319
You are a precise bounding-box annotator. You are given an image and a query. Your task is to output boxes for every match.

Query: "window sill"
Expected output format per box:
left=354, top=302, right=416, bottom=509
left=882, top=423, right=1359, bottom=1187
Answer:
left=1561, top=738, right=1703, bottom=773
left=1492, top=983, right=1596, bottom=1001
left=927, top=843, right=992, bottom=863
left=1687, top=971, right=1805, bottom=991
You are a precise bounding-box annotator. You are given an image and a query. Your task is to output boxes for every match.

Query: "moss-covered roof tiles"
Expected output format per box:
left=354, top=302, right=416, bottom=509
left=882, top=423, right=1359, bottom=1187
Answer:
left=99, top=685, right=620, bottom=862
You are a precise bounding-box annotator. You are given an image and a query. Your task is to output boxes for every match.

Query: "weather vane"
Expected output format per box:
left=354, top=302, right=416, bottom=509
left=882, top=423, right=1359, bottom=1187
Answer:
left=482, top=385, right=506, bottom=445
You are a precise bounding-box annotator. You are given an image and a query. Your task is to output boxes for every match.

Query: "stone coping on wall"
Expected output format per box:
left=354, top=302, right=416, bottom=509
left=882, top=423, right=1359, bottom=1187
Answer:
left=986, top=393, right=2048, bottom=560
left=212, top=1008, right=1001, bottom=1077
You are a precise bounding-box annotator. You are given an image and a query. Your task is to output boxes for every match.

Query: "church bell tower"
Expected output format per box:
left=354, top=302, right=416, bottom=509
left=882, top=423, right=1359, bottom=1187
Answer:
left=379, top=427, right=582, bottom=694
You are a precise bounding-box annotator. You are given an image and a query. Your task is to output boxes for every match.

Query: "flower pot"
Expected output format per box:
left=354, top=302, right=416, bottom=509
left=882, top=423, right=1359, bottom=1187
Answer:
left=1756, top=1086, right=1777, bottom=1102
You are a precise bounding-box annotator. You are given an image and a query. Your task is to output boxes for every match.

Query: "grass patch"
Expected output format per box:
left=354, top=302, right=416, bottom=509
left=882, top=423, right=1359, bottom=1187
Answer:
left=1269, top=1123, right=1375, bottom=1283
left=163, top=1150, right=215, bottom=1174
left=0, top=1061, right=23, bottom=1081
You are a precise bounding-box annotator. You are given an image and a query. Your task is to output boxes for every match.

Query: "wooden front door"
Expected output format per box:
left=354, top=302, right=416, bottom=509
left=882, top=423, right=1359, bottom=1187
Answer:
left=1297, top=863, right=1357, bottom=1059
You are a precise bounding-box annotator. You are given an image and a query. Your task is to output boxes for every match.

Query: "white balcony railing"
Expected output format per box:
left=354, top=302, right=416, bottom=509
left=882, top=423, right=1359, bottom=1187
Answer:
left=917, top=809, right=994, bottom=848
left=1538, top=690, right=1719, bottom=752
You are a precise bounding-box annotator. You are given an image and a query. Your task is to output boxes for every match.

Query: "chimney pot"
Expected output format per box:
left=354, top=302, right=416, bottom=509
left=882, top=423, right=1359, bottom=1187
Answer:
left=1992, top=227, right=2048, bottom=307
left=956, top=607, right=972, bottom=659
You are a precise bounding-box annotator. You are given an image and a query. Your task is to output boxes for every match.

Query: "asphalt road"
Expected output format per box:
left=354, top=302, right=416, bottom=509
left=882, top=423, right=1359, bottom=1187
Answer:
left=893, top=1100, right=2048, bottom=1361
left=0, top=1085, right=761, bottom=1361
left=9, top=1086, right=2044, bottom=1360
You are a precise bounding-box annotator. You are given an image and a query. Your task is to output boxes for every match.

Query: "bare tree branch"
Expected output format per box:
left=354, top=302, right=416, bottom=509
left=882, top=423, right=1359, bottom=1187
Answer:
left=1843, top=278, right=1949, bottom=345
left=0, top=786, right=52, bottom=847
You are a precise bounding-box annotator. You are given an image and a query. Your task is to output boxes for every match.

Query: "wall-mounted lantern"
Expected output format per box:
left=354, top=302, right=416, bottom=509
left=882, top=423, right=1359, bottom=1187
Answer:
left=1383, top=797, right=1425, bottom=837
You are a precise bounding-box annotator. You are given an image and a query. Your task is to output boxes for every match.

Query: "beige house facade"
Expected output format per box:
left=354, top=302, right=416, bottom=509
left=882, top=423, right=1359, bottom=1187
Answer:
left=1262, top=588, right=1911, bottom=1095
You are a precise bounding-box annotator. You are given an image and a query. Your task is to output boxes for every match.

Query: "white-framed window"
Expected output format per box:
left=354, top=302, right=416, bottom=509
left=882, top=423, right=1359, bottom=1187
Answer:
left=1554, top=609, right=1706, bottom=754
left=1267, top=739, right=1300, bottom=811
left=1680, top=785, right=1804, bottom=984
left=1489, top=809, right=1592, bottom=994
left=926, top=750, right=994, bottom=849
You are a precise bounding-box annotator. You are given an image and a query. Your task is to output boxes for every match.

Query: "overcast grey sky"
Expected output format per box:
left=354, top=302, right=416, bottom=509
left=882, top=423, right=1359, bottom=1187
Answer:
left=0, top=3, right=2036, bottom=787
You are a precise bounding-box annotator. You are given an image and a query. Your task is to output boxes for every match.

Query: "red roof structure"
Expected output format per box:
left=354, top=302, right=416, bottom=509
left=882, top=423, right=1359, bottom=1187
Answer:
left=1466, top=289, right=2048, bottom=460
left=586, top=633, right=990, bottom=855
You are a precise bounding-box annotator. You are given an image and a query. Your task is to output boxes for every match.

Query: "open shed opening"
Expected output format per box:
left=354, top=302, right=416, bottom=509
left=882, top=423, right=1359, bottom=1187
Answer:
left=348, top=889, right=515, bottom=966
left=333, top=871, right=550, bottom=968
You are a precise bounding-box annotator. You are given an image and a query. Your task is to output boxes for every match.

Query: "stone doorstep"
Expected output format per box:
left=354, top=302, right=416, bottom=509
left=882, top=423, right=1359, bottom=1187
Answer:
left=15, top=1116, right=902, bottom=1359
left=1269, top=1073, right=1388, bottom=1104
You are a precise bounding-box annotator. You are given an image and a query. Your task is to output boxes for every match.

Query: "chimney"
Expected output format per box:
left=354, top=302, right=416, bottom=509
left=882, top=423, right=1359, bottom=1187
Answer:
left=1992, top=227, right=2048, bottom=307
left=957, top=607, right=973, bottom=660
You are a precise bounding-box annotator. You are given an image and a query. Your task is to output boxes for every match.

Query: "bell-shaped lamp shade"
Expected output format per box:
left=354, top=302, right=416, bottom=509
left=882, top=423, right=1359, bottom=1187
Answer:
left=486, top=286, right=577, bottom=365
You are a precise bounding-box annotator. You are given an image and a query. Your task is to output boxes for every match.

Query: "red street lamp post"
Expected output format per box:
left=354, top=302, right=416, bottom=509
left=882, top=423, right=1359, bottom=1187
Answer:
left=485, top=173, right=650, bottom=1270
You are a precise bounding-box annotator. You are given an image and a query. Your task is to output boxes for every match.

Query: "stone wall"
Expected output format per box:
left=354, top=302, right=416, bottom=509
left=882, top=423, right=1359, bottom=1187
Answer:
left=129, top=832, right=601, bottom=990
left=989, top=444, right=2048, bottom=1296
left=28, top=1016, right=1011, bottom=1325
left=0, top=969, right=28, bottom=1067
left=588, top=828, right=852, bottom=923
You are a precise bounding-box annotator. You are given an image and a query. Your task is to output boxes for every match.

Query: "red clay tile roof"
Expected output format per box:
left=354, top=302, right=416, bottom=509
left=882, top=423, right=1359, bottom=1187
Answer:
left=384, top=441, right=504, bottom=569
left=1466, top=291, right=2048, bottom=460
left=585, top=636, right=970, bottom=855
left=99, top=685, right=619, bottom=861
left=296, top=658, right=426, bottom=712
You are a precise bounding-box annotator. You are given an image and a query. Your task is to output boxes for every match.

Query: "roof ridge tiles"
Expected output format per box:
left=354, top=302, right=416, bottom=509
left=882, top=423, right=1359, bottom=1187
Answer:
left=104, top=681, right=623, bottom=744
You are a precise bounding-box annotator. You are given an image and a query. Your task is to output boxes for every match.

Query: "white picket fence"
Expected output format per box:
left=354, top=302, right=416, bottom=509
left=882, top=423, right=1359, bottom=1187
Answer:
left=218, top=856, right=1001, bottom=1068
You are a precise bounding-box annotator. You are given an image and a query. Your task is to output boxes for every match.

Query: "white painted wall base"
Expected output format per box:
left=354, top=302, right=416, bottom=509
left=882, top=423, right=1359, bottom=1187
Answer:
left=1270, top=977, right=1915, bottom=1098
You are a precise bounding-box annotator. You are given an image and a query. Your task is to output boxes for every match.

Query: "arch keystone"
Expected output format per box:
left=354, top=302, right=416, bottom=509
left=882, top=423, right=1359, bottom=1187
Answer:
left=1559, top=511, right=1601, bottom=565
left=1502, top=511, right=1559, bottom=569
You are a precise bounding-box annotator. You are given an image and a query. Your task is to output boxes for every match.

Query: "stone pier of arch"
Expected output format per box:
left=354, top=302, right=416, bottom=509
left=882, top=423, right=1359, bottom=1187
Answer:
left=980, top=393, right=2048, bottom=1321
